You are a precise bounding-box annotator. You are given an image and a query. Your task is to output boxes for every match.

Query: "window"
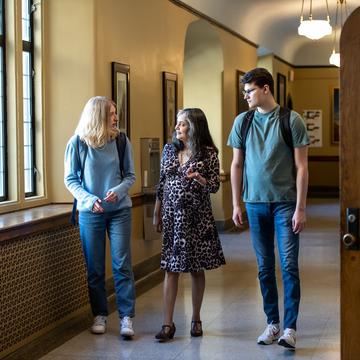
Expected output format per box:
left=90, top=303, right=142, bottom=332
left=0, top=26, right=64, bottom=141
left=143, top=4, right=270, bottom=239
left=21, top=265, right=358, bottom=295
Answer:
left=22, top=0, right=36, bottom=197
left=0, top=0, right=7, bottom=201
left=0, top=0, right=43, bottom=210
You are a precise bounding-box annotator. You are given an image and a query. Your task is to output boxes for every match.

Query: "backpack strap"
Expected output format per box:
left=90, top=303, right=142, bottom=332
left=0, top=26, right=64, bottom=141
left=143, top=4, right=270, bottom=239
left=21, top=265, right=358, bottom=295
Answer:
left=70, top=136, right=88, bottom=225
left=240, top=109, right=256, bottom=153
left=278, top=107, right=293, bottom=151
left=115, top=132, right=127, bottom=177
left=240, top=107, right=293, bottom=158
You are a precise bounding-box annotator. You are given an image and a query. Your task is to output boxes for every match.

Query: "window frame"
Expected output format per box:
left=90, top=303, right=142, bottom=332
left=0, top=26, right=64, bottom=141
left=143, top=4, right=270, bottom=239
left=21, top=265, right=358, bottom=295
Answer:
left=0, top=0, right=8, bottom=202
left=22, top=0, right=36, bottom=198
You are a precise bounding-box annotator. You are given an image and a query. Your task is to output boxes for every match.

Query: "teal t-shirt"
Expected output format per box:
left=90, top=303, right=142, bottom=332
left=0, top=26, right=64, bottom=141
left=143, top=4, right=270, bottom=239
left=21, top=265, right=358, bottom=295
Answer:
left=227, top=105, right=309, bottom=202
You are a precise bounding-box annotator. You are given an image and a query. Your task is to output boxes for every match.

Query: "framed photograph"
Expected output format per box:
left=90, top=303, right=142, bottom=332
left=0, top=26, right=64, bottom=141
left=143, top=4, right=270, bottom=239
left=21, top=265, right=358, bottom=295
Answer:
left=162, top=72, right=177, bottom=144
left=331, top=87, right=340, bottom=144
left=112, top=62, right=130, bottom=138
left=277, top=73, right=286, bottom=107
left=236, top=70, right=249, bottom=114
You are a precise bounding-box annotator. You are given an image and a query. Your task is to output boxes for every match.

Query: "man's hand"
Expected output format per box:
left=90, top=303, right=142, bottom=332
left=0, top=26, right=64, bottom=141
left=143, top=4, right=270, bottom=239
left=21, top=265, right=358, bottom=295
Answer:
left=292, top=208, right=306, bottom=234
left=232, top=205, right=244, bottom=228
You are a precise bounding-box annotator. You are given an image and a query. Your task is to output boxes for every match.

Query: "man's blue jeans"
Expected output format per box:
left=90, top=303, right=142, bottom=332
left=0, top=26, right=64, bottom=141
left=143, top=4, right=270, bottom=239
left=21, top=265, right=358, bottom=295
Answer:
left=79, top=207, right=135, bottom=318
left=245, top=202, right=300, bottom=330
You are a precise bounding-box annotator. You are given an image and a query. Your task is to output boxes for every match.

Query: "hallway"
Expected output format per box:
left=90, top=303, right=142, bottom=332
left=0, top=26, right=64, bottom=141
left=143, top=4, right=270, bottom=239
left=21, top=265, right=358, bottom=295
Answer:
left=41, top=199, right=340, bottom=360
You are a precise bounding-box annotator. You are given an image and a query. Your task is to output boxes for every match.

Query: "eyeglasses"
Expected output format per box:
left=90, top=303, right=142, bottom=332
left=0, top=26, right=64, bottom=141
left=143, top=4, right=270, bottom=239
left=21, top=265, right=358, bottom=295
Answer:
left=242, top=87, right=257, bottom=96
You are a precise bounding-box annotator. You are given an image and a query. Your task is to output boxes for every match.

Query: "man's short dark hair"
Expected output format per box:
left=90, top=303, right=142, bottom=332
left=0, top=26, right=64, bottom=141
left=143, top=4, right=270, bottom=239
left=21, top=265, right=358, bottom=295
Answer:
left=241, top=68, right=274, bottom=95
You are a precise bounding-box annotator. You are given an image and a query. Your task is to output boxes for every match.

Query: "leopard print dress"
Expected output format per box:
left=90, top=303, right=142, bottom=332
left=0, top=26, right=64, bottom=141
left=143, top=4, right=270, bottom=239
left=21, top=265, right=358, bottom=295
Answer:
left=156, top=144, right=226, bottom=272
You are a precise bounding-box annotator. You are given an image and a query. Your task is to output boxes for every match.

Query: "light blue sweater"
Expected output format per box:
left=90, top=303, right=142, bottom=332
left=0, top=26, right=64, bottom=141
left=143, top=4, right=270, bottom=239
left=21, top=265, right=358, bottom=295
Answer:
left=64, top=135, right=136, bottom=212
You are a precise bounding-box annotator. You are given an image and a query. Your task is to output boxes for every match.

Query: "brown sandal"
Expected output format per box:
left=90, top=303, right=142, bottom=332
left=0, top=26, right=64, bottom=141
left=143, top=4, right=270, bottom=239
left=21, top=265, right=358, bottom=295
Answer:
left=155, top=323, right=176, bottom=342
left=190, top=320, right=203, bottom=337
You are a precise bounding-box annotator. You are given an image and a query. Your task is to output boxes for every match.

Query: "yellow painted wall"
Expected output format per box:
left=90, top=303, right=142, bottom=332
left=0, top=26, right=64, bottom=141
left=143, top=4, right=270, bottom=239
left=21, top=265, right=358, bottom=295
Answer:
left=45, top=0, right=257, bottom=225
left=218, top=30, right=257, bottom=221
left=44, top=0, right=96, bottom=201
left=293, top=67, right=340, bottom=187
left=293, top=67, right=340, bottom=155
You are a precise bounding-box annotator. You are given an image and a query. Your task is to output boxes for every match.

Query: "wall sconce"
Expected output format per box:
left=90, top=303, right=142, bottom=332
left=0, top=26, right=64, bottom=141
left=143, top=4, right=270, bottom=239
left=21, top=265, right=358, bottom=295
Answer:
left=329, top=0, right=348, bottom=67
left=298, top=0, right=332, bottom=40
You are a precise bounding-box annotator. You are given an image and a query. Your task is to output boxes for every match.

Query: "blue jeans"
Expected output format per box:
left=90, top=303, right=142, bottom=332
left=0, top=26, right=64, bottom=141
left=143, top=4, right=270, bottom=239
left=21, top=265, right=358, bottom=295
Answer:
left=245, top=202, right=300, bottom=330
left=79, top=207, right=135, bottom=318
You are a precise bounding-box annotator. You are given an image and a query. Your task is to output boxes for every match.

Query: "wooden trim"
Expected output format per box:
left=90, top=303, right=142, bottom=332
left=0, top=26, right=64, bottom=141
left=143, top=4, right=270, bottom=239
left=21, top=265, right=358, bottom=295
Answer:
left=0, top=213, right=72, bottom=242
left=131, top=193, right=144, bottom=207
left=308, top=185, right=339, bottom=198
left=308, top=155, right=339, bottom=162
left=0, top=194, right=146, bottom=242
left=294, top=65, right=338, bottom=69
left=272, top=55, right=339, bottom=69
left=168, top=0, right=258, bottom=48
left=274, top=55, right=294, bottom=68
left=220, top=172, right=230, bottom=183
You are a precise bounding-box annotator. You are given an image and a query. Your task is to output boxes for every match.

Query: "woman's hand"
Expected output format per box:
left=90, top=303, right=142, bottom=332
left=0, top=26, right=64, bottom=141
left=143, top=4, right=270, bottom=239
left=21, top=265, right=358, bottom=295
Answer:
left=186, top=167, right=206, bottom=185
left=153, top=213, right=163, bottom=233
left=104, top=190, right=118, bottom=203
left=92, top=199, right=104, bottom=213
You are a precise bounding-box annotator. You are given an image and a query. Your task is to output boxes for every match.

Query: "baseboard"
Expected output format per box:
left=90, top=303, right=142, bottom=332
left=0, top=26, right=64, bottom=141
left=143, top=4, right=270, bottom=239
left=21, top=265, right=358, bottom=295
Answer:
left=215, top=218, right=234, bottom=232
left=216, top=211, right=248, bottom=233
left=308, top=186, right=339, bottom=198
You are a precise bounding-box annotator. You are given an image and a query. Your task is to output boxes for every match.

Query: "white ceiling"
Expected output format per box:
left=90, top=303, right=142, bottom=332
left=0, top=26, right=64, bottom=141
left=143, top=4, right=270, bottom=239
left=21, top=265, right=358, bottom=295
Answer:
left=179, top=0, right=359, bottom=66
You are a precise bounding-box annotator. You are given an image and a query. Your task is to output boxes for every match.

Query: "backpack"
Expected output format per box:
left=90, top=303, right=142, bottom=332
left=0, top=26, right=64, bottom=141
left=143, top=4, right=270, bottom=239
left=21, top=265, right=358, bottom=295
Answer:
left=70, top=133, right=127, bottom=225
left=240, top=107, right=293, bottom=155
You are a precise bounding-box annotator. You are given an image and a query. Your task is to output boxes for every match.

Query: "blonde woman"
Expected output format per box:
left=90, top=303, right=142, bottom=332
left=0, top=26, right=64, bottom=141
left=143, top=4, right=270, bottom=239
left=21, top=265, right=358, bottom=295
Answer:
left=64, top=96, right=136, bottom=339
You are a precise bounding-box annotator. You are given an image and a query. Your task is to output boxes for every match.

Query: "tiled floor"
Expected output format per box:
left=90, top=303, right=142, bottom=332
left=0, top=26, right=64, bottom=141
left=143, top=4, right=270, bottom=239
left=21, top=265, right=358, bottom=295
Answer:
left=41, top=199, right=340, bottom=360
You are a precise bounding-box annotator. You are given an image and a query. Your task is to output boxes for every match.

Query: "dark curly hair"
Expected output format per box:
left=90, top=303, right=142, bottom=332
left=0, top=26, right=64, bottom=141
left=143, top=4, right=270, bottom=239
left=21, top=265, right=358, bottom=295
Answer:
left=241, top=67, right=274, bottom=95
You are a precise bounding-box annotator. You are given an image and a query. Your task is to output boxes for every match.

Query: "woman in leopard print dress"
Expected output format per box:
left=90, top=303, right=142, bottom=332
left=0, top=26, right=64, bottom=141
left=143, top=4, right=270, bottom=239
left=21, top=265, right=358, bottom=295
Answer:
left=153, top=108, right=225, bottom=341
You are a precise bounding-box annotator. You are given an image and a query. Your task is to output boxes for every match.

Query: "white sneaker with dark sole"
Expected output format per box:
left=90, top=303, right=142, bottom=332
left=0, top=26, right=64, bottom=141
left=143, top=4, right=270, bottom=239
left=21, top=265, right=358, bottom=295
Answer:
left=91, top=315, right=107, bottom=334
left=278, top=328, right=296, bottom=350
left=120, top=316, right=134, bottom=338
left=257, top=323, right=280, bottom=345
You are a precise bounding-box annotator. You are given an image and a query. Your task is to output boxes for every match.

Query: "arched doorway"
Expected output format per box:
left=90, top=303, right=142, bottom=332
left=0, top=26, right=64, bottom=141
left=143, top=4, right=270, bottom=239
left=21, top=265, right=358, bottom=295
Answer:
left=183, top=19, right=225, bottom=220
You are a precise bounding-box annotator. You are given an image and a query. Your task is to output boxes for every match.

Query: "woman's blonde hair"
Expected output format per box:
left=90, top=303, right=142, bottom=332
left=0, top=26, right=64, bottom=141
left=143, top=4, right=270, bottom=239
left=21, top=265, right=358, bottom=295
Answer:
left=75, top=96, right=119, bottom=148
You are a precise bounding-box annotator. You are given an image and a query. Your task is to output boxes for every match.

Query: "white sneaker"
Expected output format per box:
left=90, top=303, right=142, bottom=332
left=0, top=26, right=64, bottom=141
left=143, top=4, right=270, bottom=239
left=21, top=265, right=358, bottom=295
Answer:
left=91, top=315, right=107, bottom=334
left=278, top=328, right=296, bottom=350
left=257, top=323, right=280, bottom=345
left=120, top=316, right=134, bottom=338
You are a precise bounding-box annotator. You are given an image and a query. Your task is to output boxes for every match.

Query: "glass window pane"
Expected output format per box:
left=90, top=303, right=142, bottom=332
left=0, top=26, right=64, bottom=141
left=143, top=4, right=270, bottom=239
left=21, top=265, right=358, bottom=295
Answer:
left=22, top=0, right=30, bottom=41
left=0, top=39, right=5, bottom=198
left=0, top=172, right=3, bottom=197
left=23, top=51, right=30, bottom=75
left=24, top=169, right=33, bottom=194
left=23, top=49, right=34, bottom=195
left=0, top=0, right=3, bottom=36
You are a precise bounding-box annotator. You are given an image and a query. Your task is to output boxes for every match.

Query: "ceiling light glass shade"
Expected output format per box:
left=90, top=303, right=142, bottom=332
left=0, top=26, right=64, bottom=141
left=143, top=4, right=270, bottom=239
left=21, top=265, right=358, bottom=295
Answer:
left=329, top=50, right=340, bottom=67
left=298, top=19, right=332, bottom=40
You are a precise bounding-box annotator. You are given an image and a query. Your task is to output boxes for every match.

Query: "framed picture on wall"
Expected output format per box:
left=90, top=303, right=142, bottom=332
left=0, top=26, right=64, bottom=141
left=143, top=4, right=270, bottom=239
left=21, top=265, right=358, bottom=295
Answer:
left=162, top=72, right=177, bottom=145
left=331, top=87, right=340, bottom=144
left=112, top=62, right=130, bottom=138
left=236, top=70, right=249, bottom=115
left=277, top=73, right=286, bottom=107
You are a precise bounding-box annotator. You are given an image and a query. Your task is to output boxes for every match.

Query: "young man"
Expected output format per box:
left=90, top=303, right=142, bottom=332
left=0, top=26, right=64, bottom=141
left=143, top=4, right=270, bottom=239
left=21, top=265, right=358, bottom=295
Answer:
left=227, top=68, right=309, bottom=350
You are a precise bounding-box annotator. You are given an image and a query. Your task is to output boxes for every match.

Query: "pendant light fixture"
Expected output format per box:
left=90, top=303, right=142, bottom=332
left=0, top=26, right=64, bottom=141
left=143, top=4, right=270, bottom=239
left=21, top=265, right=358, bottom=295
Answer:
left=298, top=0, right=332, bottom=40
left=329, top=0, right=348, bottom=67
